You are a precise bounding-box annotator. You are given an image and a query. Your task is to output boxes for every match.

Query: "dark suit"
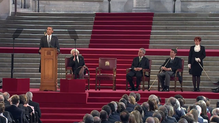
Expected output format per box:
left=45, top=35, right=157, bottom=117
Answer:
left=69, top=55, right=86, bottom=79
left=5, top=105, right=26, bottom=123
left=126, top=103, right=135, bottom=113
left=0, top=116, right=6, bottom=123
left=157, top=57, right=181, bottom=88
left=101, top=120, right=111, bottom=123
left=39, top=35, right=60, bottom=72
left=3, top=111, right=13, bottom=123
left=29, top=100, right=41, bottom=123
left=126, top=56, right=149, bottom=90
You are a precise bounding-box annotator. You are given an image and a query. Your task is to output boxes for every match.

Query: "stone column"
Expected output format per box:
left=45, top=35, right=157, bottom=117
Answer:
left=175, top=0, right=181, bottom=13
left=133, top=0, right=150, bottom=12
left=0, top=0, right=11, bottom=19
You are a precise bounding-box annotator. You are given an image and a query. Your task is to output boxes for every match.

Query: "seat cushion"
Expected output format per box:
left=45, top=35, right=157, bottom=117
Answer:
left=96, top=74, right=115, bottom=80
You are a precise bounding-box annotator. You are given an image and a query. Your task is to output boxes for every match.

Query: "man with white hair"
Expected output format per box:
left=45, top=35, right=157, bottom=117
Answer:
left=212, top=108, right=219, bottom=116
left=26, top=92, right=41, bottom=123
left=69, top=48, right=87, bottom=79
left=196, top=105, right=205, bottom=123
left=126, top=48, right=149, bottom=91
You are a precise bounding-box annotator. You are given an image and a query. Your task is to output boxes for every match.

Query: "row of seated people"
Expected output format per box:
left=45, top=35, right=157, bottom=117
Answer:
left=0, top=92, right=41, bottom=123
left=66, top=48, right=184, bottom=92
left=79, top=92, right=219, bottom=123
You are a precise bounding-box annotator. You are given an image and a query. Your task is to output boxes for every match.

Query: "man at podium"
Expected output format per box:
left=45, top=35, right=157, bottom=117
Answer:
left=39, top=27, right=60, bottom=72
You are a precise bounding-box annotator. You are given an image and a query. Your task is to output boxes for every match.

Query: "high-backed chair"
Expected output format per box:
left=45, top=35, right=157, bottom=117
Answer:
left=126, top=59, right=152, bottom=91
left=95, top=58, right=117, bottom=91
left=65, top=57, right=90, bottom=90
left=158, top=59, right=184, bottom=92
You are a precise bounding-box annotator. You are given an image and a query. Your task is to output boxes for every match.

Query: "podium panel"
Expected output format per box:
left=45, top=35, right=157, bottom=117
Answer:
left=40, top=48, right=57, bottom=91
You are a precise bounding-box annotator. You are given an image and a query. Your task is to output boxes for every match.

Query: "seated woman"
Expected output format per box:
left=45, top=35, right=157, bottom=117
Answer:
left=69, top=49, right=87, bottom=79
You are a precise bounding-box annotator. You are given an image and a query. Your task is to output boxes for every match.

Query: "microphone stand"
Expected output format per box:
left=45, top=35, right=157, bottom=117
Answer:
left=11, top=38, right=15, bottom=78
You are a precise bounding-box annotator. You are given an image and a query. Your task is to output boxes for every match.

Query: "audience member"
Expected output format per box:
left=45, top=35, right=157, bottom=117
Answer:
left=120, top=111, right=129, bottom=123
left=90, top=110, right=100, bottom=117
left=100, top=110, right=110, bottom=123
left=83, top=114, right=94, bottom=123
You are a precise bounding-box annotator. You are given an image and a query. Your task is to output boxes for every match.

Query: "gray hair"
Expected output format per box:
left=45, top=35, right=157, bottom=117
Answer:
left=0, top=95, right=4, bottom=102
left=196, top=105, right=202, bottom=116
left=70, top=48, right=80, bottom=55
left=3, top=92, right=10, bottom=100
left=111, top=101, right=118, bottom=111
left=140, top=48, right=146, bottom=54
left=26, top=91, right=33, bottom=101
left=212, top=108, right=219, bottom=116
left=148, top=94, right=158, bottom=104
left=93, top=116, right=101, bottom=123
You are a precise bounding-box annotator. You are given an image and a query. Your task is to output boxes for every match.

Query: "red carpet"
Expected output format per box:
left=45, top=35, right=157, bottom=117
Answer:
left=1, top=88, right=219, bottom=123
left=89, top=13, right=154, bottom=48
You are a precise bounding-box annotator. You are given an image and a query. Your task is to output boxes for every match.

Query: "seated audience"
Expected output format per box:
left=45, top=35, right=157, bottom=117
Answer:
left=83, top=114, right=94, bottom=123
left=90, top=110, right=100, bottom=117
left=120, top=111, right=129, bottom=123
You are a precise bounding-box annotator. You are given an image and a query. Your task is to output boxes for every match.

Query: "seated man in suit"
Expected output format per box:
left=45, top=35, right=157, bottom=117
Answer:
left=5, top=95, right=28, bottom=123
left=126, top=48, right=149, bottom=91
left=69, top=49, right=87, bottom=79
left=157, top=48, right=181, bottom=92
left=0, top=103, right=8, bottom=123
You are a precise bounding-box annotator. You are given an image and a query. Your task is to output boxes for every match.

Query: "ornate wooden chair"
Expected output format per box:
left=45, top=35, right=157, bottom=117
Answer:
left=95, top=58, right=117, bottom=91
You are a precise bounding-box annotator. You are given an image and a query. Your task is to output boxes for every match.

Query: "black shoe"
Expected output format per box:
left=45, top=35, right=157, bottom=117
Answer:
left=129, top=88, right=135, bottom=91
left=196, top=88, right=200, bottom=92
left=165, top=88, right=169, bottom=92
left=193, top=88, right=197, bottom=92
left=161, top=88, right=166, bottom=91
left=135, top=88, right=139, bottom=91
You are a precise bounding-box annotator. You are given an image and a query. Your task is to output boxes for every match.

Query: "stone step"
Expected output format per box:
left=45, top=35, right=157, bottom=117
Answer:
left=154, top=13, right=219, bottom=17
left=0, top=34, right=91, bottom=39
left=151, top=31, right=219, bottom=35
left=150, top=35, right=219, bottom=40
left=149, top=45, right=218, bottom=49
left=15, top=12, right=96, bottom=17
left=0, top=44, right=89, bottom=48
left=153, top=17, right=219, bottom=21
left=152, top=26, right=219, bottom=30
left=0, top=24, right=93, bottom=30
left=153, top=21, right=219, bottom=25
left=149, top=40, right=219, bottom=45
left=3, top=21, right=94, bottom=25
left=7, top=16, right=95, bottom=21
left=0, top=29, right=92, bottom=34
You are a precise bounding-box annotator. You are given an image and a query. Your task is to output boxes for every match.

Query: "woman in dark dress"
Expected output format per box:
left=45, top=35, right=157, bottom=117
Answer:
left=188, top=37, right=206, bottom=92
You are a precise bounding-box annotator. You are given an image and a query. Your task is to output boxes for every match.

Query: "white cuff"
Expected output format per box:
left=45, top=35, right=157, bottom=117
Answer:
left=188, top=64, right=191, bottom=68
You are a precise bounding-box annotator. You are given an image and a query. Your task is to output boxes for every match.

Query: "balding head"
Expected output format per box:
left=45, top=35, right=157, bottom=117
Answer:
left=146, top=117, right=155, bottom=123
left=212, top=108, right=219, bottom=116
left=93, top=116, right=101, bottom=123
left=3, top=92, right=10, bottom=100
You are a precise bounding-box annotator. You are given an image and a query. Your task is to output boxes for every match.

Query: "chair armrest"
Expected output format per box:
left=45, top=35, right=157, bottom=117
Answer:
left=126, top=68, right=131, bottom=74
left=175, top=69, right=183, bottom=76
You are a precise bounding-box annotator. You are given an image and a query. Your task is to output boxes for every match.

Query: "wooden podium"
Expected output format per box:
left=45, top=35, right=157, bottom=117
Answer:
left=40, top=48, right=58, bottom=91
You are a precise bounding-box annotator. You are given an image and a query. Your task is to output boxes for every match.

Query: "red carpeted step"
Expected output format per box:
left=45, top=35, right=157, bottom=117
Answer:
left=94, top=17, right=154, bottom=21
left=91, top=34, right=151, bottom=39
left=95, top=13, right=154, bottom=16
left=41, top=119, right=80, bottom=123
left=41, top=107, right=101, bottom=114
left=92, top=25, right=152, bottom=30
left=89, top=44, right=149, bottom=48
left=41, top=113, right=84, bottom=119
left=92, top=30, right=151, bottom=35
left=90, top=39, right=150, bottom=44
left=94, top=21, right=153, bottom=25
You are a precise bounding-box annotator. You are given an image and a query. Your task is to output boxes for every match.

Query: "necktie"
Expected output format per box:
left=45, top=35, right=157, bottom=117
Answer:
left=139, top=57, right=142, bottom=62
left=47, top=35, right=51, bottom=47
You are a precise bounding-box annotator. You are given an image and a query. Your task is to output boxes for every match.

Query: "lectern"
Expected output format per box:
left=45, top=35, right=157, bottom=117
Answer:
left=40, top=48, right=58, bottom=91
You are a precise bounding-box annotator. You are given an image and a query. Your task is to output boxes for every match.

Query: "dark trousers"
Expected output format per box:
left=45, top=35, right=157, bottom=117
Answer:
left=126, top=71, right=143, bottom=89
left=157, top=71, right=174, bottom=88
